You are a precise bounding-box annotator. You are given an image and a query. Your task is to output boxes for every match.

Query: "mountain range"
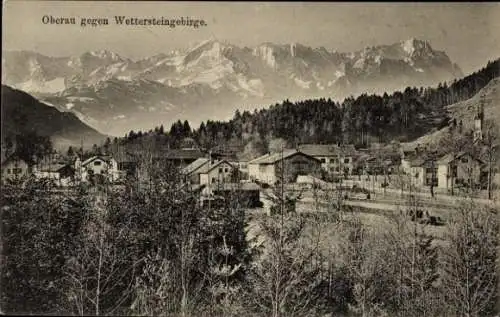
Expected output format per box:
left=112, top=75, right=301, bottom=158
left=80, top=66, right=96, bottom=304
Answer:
left=2, top=38, right=463, bottom=136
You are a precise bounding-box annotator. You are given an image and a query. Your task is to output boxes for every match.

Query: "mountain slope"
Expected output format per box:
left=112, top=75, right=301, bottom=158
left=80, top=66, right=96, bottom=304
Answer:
left=404, top=76, right=500, bottom=150
left=1, top=85, right=106, bottom=149
left=2, top=38, right=464, bottom=135
left=447, top=77, right=500, bottom=131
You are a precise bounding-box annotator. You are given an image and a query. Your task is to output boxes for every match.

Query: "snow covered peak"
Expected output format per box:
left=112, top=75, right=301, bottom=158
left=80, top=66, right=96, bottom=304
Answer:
left=88, top=49, right=122, bottom=61
left=182, top=39, right=235, bottom=66
left=401, top=38, right=431, bottom=56
left=253, top=44, right=278, bottom=69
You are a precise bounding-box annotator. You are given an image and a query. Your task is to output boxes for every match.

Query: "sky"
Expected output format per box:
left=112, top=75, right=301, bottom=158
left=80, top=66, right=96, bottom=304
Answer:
left=3, top=1, right=500, bottom=74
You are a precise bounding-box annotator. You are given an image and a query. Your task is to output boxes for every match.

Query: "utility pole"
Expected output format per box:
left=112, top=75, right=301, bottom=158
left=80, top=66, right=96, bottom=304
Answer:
left=79, top=137, right=84, bottom=185
left=208, top=149, right=212, bottom=211
left=281, top=144, right=285, bottom=218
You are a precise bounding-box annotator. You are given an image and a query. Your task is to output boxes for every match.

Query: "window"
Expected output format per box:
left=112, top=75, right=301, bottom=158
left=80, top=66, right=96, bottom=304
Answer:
left=344, top=158, right=350, bottom=164
left=224, top=168, right=228, bottom=173
left=320, top=158, right=326, bottom=163
left=451, top=166, right=458, bottom=178
left=13, top=168, right=22, bottom=174
left=94, top=161, right=102, bottom=166
left=425, top=176, right=438, bottom=186
left=219, top=167, right=223, bottom=173
left=335, top=167, right=340, bottom=172
left=7, top=168, right=11, bottom=174
left=426, top=167, right=437, bottom=176
left=461, top=157, right=468, bottom=163
left=212, top=177, right=216, bottom=183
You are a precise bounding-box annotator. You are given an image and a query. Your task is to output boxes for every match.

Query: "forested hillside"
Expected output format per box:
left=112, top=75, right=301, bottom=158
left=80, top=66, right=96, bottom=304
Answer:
left=117, top=59, right=499, bottom=156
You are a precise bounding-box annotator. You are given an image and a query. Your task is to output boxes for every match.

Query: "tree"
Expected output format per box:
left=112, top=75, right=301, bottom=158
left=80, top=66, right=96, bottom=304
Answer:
left=440, top=129, right=474, bottom=196
left=14, top=132, right=53, bottom=164
left=268, top=137, right=288, bottom=154
left=103, top=138, right=111, bottom=155
left=1, top=180, right=85, bottom=314
left=441, top=199, right=498, bottom=317
left=67, top=146, right=75, bottom=157
left=64, top=187, right=141, bottom=316
left=128, top=157, right=249, bottom=316
left=343, top=217, right=389, bottom=317
left=3, top=136, right=14, bottom=157
left=246, top=148, right=322, bottom=317
left=384, top=207, right=439, bottom=317
left=481, top=120, right=498, bottom=200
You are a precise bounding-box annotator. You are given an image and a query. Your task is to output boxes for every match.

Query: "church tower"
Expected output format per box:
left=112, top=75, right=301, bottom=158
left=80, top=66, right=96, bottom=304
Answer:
left=473, top=99, right=484, bottom=142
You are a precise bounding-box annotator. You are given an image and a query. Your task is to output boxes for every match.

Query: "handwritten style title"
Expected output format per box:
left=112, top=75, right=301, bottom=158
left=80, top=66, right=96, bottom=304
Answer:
left=41, top=15, right=208, bottom=28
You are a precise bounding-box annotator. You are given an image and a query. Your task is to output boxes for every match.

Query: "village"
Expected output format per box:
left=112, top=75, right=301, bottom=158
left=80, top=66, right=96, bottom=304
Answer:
left=2, top=104, right=497, bottom=222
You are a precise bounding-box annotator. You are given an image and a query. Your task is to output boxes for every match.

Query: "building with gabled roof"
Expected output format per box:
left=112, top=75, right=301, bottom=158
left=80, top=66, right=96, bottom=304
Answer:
left=199, top=160, right=236, bottom=185
left=33, top=162, right=74, bottom=187
left=436, top=151, right=483, bottom=190
left=1, top=154, right=33, bottom=183
left=298, top=144, right=356, bottom=175
left=248, top=149, right=321, bottom=184
left=75, top=155, right=119, bottom=183
left=182, top=157, right=228, bottom=184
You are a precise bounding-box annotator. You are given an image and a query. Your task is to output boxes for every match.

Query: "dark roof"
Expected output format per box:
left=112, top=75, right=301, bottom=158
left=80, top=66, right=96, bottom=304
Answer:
left=298, top=144, right=357, bottom=156
left=163, top=149, right=206, bottom=160
left=437, top=152, right=483, bottom=165
left=201, top=160, right=234, bottom=174
left=248, top=149, right=320, bottom=165
left=182, top=158, right=209, bottom=175
left=409, top=158, right=426, bottom=167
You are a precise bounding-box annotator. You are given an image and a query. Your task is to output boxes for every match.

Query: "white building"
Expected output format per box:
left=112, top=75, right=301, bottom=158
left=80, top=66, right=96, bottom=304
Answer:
left=75, top=156, right=119, bottom=183
left=1, top=155, right=32, bottom=182
left=436, top=152, right=483, bottom=191
left=199, top=160, right=235, bottom=185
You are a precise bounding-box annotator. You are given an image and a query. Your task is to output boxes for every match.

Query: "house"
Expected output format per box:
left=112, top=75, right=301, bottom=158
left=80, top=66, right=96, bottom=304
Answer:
left=34, top=162, right=74, bottom=187
left=400, top=155, right=436, bottom=187
left=436, top=152, right=483, bottom=190
left=231, top=160, right=249, bottom=180
left=400, top=151, right=483, bottom=190
left=113, top=152, right=138, bottom=179
left=163, top=148, right=206, bottom=167
left=199, top=160, right=236, bottom=185
left=182, top=157, right=216, bottom=184
left=298, top=144, right=356, bottom=175
left=355, top=150, right=398, bottom=176
left=1, top=155, right=33, bottom=182
left=75, top=155, right=119, bottom=183
left=248, top=149, right=322, bottom=185
left=147, top=148, right=207, bottom=169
